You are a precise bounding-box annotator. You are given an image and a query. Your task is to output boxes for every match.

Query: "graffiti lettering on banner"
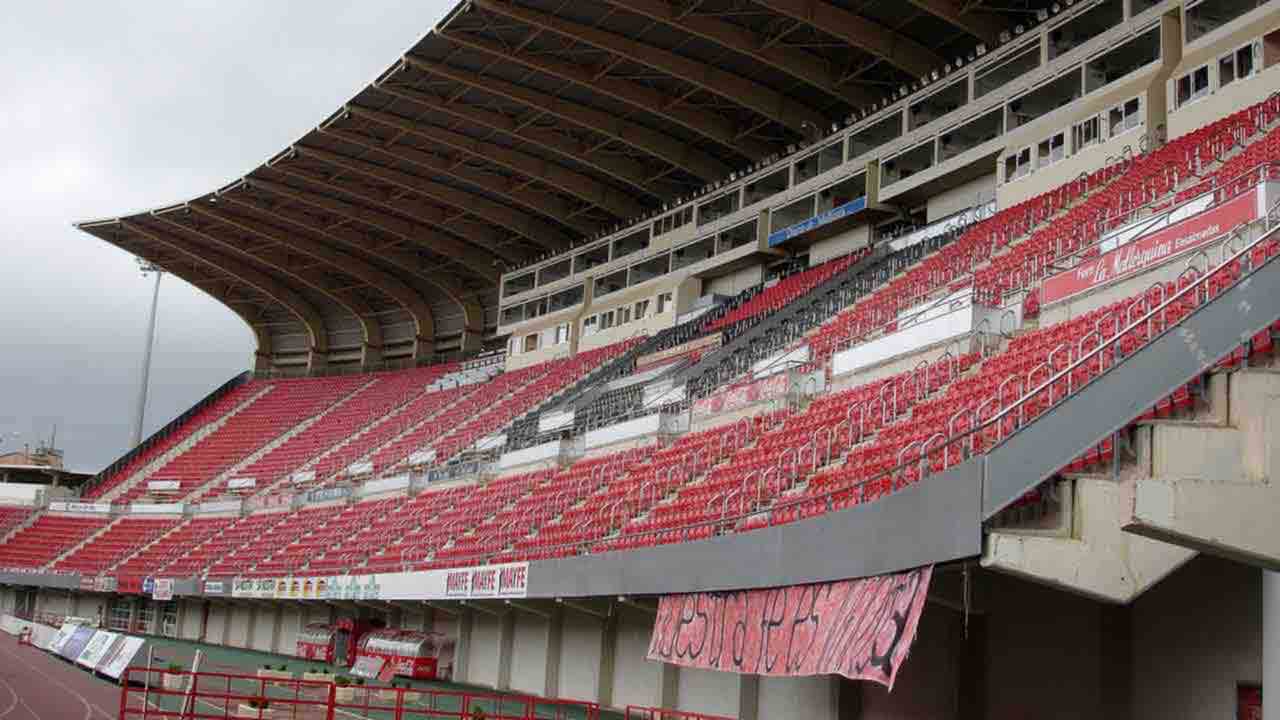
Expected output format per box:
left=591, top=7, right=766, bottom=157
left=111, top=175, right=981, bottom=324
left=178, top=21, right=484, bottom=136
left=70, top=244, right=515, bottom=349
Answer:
left=646, top=566, right=932, bottom=688
left=692, top=374, right=789, bottom=418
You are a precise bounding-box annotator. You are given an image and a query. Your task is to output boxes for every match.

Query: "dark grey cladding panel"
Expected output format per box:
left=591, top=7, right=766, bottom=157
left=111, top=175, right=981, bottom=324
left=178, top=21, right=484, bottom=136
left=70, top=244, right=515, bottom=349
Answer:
left=983, top=243, right=1280, bottom=518
left=527, top=459, right=983, bottom=599
left=0, top=571, right=81, bottom=590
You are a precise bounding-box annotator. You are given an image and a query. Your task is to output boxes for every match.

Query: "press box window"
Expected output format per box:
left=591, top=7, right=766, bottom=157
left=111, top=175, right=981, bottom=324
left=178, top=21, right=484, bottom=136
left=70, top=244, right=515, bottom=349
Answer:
left=657, top=292, right=673, bottom=314
left=1072, top=116, right=1100, bottom=152
left=1219, top=43, right=1256, bottom=88
left=1108, top=97, right=1141, bottom=135
left=1176, top=65, right=1210, bottom=108
left=1004, top=146, right=1032, bottom=182
left=1037, top=132, right=1066, bottom=168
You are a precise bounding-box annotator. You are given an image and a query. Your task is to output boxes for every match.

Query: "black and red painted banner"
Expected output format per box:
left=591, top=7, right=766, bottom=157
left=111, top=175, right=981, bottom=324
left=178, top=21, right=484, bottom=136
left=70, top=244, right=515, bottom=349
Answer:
left=646, top=566, right=932, bottom=688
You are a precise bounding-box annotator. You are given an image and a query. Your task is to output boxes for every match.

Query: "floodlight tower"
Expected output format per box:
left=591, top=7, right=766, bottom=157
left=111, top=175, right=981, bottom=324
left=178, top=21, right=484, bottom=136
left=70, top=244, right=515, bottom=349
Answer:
left=132, top=259, right=164, bottom=448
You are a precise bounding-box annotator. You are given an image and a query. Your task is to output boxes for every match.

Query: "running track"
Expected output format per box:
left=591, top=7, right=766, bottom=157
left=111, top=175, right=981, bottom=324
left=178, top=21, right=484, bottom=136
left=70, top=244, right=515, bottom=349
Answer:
left=0, top=633, right=122, bottom=720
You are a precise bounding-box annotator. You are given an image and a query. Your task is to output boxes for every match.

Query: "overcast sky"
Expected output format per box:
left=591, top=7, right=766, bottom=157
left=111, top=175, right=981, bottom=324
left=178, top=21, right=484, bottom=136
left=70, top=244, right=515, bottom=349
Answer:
left=0, top=1, right=454, bottom=472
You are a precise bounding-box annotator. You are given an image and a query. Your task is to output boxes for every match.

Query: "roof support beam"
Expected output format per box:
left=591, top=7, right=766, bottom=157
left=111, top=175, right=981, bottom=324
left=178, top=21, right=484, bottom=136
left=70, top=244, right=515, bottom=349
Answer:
left=371, top=79, right=662, bottom=197
left=753, top=0, right=945, bottom=78
left=95, top=231, right=275, bottom=366
left=228, top=181, right=487, bottom=333
left=904, top=0, right=1001, bottom=45
left=335, top=103, right=643, bottom=221
left=119, top=218, right=329, bottom=356
left=320, top=124, right=596, bottom=236
left=189, top=202, right=438, bottom=346
left=439, top=29, right=773, bottom=160
left=603, top=0, right=876, bottom=108
left=472, top=0, right=828, bottom=135
left=399, top=56, right=733, bottom=182
left=246, top=175, right=505, bottom=282
left=284, top=147, right=572, bottom=253
left=149, top=210, right=385, bottom=354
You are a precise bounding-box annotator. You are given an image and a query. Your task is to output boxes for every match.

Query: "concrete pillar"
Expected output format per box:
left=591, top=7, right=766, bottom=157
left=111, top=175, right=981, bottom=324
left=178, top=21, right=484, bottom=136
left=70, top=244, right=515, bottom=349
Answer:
left=738, top=675, right=760, bottom=720
left=454, top=608, right=473, bottom=685
left=1265, top=570, right=1280, bottom=720
left=219, top=602, right=232, bottom=646
left=497, top=610, right=515, bottom=691
left=544, top=606, right=563, bottom=698
left=597, top=609, right=618, bottom=707
left=1098, top=605, right=1130, bottom=720
left=659, top=663, right=679, bottom=709
left=387, top=604, right=404, bottom=630
left=421, top=605, right=435, bottom=633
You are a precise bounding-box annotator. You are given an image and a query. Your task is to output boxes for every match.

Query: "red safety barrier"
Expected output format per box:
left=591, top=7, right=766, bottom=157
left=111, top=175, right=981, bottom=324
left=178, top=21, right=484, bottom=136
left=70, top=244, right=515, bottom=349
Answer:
left=625, top=706, right=736, bottom=720
left=117, top=667, right=600, bottom=720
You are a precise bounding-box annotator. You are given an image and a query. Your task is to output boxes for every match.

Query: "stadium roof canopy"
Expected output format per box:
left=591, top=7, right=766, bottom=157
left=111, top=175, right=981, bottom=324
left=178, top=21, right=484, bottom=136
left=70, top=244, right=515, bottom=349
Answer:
left=76, top=0, right=1040, bottom=359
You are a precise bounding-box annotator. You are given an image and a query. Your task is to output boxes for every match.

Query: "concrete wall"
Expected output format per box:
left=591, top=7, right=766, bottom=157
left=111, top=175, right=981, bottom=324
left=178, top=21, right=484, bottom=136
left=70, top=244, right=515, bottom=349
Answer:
left=677, top=667, right=739, bottom=718
left=180, top=600, right=203, bottom=640
left=280, top=606, right=303, bottom=653
left=705, top=263, right=763, bottom=297
left=228, top=605, right=252, bottom=648
left=251, top=606, right=275, bottom=652
left=811, top=224, right=871, bottom=266
left=612, top=605, right=663, bottom=709
left=207, top=603, right=228, bottom=645
left=1132, top=556, right=1262, bottom=720
left=469, top=611, right=502, bottom=689
left=558, top=611, right=604, bottom=703
left=928, top=173, right=996, bottom=222
left=510, top=612, right=549, bottom=696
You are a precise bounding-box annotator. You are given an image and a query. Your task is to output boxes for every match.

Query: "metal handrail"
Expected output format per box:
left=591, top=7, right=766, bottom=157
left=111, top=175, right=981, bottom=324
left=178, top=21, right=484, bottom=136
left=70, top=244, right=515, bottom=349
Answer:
left=375, top=213, right=1280, bottom=573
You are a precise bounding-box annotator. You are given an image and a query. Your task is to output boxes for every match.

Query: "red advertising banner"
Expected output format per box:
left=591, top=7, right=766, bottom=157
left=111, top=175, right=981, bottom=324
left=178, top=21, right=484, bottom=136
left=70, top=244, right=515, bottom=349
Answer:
left=646, top=566, right=932, bottom=687
left=1238, top=686, right=1262, bottom=720
left=1043, top=190, right=1259, bottom=305
left=692, top=373, right=789, bottom=418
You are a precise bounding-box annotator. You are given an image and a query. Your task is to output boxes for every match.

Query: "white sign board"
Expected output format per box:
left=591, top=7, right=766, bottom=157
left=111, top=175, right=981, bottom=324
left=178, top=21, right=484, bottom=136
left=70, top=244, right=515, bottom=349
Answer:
left=131, top=502, right=185, bottom=515
left=76, top=630, right=120, bottom=669
left=291, top=470, right=316, bottom=485
left=98, top=635, right=147, bottom=680
left=148, top=480, right=181, bottom=492
left=346, top=461, right=374, bottom=476
left=48, top=502, right=110, bottom=514
left=407, top=450, right=436, bottom=466
left=227, top=477, right=257, bottom=490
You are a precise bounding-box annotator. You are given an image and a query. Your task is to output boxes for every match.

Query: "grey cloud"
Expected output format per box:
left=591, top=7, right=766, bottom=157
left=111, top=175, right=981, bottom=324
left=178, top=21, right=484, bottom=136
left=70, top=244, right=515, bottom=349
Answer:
left=0, top=1, right=455, bottom=472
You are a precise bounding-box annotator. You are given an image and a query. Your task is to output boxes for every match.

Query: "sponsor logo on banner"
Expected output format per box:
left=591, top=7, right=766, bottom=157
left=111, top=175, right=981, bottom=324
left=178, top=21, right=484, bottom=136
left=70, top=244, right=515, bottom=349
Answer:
left=94, top=576, right=116, bottom=593
left=470, top=568, right=498, bottom=597
left=203, top=581, right=224, bottom=594
left=153, top=578, right=174, bottom=601
left=767, top=197, right=866, bottom=247
left=79, top=576, right=95, bottom=591
left=1043, top=190, right=1259, bottom=305
left=498, top=564, right=528, bottom=596
left=647, top=567, right=932, bottom=688
left=233, top=579, right=255, bottom=597
left=255, top=579, right=274, bottom=598
left=692, top=373, right=789, bottom=418
left=306, top=486, right=352, bottom=504
left=50, top=501, right=111, bottom=514
left=142, top=577, right=155, bottom=595
left=445, top=570, right=470, bottom=598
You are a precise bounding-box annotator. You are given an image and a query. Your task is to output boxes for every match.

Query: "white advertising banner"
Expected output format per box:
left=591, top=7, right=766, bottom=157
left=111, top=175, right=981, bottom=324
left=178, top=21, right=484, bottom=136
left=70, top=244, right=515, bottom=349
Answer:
left=407, top=450, right=436, bottom=466
left=359, top=475, right=410, bottom=496
left=226, top=562, right=531, bottom=602
left=291, top=470, right=316, bottom=485
left=76, top=630, right=120, bottom=670
left=48, top=502, right=111, bottom=514
left=99, top=635, right=147, bottom=681
left=346, top=462, right=374, bottom=476
left=474, top=434, right=507, bottom=451
left=499, top=441, right=560, bottom=470
left=227, top=477, right=257, bottom=491
left=130, top=502, right=185, bottom=515
left=194, top=499, right=242, bottom=515
left=148, top=480, right=181, bottom=493
left=832, top=302, right=974, bottom=378
left=153, top=578, right=174, bottom=601
left=537, top=410, right=575, bottom=434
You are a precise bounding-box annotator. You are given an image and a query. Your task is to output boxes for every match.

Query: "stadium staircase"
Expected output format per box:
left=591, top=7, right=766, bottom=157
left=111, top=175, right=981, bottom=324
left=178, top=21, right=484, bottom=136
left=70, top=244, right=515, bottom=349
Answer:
left=96, top=384, right=273, bottom=503
left=181, top=376, right=379, bottom=501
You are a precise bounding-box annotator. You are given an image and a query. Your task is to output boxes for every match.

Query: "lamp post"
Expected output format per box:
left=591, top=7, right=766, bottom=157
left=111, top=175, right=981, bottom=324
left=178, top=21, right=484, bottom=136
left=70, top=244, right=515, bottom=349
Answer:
left=132, top=260, right=163, bottom=448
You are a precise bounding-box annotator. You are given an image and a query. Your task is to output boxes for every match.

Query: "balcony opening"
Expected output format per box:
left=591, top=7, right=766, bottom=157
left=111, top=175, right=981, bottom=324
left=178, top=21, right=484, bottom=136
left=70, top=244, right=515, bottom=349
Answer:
left=909, top=78, right=967, bottom=132
left=1008, top=71, right=1083, bottom=130
left=940, top=107, right=1004, bottom=161
left=1085, top=26, right=1161, bottom=93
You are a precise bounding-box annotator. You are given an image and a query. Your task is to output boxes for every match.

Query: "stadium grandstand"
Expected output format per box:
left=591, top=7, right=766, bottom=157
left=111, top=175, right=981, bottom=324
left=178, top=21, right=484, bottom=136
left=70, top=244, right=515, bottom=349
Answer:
left=2, top=0, right=1279, bottom=718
